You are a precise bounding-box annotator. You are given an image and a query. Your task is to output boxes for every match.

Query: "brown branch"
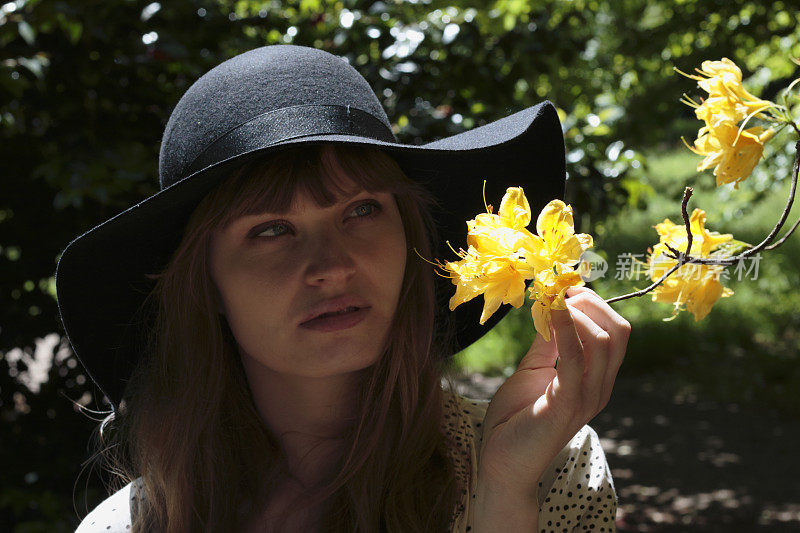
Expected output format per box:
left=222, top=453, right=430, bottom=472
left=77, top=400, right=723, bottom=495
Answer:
left=763, top=137, right=800, bottom=251
left=666, top=139, right=798, bottom=264
left=605, top=139, right=800, bottom=304
left=604, top=260, right=684, bottom=305
left=605, top=187, right=694, bottom=305
left=764, top=214, right=800, bottom=250
left=665, top=185, right=694, bottom=264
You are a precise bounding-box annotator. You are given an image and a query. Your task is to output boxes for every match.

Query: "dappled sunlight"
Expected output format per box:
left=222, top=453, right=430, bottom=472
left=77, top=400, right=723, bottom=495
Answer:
left=594, top=374, right=800, bottom=531
left=455, top=372, right=800, bottom=531
left=616, top=485, right=755, bottom=529
left=759, top=503, right=800, bottom=525
left=3, top=333, right=63, bottom=394
left=448, top=372, right=504, bottom=399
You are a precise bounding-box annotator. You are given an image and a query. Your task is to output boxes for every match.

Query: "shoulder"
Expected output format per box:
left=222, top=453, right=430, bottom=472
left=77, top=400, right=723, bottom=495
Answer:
left=446, top=391, right=490, bottom=421
left=539, top=424, right=616, bottom=495
left=537, top=424, right=618, bottom=530
left=441, top=390, right=490, bottom=444
left=441, top=391, right=490, bottom=531
left=76, top=478, right=143, bottom=533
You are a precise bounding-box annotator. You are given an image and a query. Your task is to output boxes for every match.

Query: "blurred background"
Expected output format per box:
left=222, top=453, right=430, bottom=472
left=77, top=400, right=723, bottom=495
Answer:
left=2, top=0, right=798, bottom=530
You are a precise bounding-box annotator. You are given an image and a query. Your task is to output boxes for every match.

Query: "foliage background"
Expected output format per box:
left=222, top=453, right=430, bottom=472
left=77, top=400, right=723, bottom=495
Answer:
left=1, top=0, right=798, bottom=529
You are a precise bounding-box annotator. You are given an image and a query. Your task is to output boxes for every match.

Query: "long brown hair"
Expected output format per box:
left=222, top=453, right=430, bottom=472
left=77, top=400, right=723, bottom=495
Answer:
left=98, top=143, right=466, bottom=531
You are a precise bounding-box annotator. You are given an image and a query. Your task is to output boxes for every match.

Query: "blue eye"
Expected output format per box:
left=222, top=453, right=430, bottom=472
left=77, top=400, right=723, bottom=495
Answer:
left=351, top=201, right=381, bottom=218
left=255, top=222, right=290, bottom=238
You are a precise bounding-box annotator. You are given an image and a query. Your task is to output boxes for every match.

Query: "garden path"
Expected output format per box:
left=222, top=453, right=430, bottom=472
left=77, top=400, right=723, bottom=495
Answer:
left=453, top=372, right=800, bottom=532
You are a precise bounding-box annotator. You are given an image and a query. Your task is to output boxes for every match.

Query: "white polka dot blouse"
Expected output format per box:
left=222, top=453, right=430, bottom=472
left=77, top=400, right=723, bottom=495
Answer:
left=443, top=392, right=618, bottom=533
left=76, top=391, right=618, bottom=532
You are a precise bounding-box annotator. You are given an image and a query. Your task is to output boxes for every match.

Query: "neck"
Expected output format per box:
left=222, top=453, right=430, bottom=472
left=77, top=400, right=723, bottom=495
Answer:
left=240, top=355, right=367, bottom=486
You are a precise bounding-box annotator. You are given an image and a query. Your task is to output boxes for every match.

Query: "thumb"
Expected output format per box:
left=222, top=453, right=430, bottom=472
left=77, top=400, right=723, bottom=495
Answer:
left=517, top=324, right=559, bottom=371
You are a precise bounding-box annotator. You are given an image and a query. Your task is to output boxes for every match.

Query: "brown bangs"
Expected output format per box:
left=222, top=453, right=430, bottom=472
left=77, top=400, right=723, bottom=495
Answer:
left=208, top=143, right=413, bottom=231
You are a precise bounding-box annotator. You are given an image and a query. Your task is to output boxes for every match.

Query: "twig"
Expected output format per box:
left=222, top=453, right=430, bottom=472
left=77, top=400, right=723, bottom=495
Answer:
left=605, top=187, right=694, bottom=305
left=605, top=261, right=684, bottom=304
left=671, top=139, right=799, bottom=264
left=605, top=140, right=799, bottom=304
left=664, top=186, right=695, bottom=264
left=763, top=132, right=800, bottom=250
left=764, top=214, right=800, bottom=250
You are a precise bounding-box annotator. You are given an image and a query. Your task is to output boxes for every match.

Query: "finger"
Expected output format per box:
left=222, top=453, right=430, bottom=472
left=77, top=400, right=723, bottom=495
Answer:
left=549, top=304, right=585, bottom=403
left=564, top=287, right=630, bottom=408
left=563, top=287, right=629, bottom=367
left=564, top=302, right=611, bottom=418
left=566, top=287, right=631, bottom=340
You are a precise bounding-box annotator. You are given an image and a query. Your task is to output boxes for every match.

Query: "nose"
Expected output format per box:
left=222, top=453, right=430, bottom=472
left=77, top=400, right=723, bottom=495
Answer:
left=302, top=233, right=357, bottom=286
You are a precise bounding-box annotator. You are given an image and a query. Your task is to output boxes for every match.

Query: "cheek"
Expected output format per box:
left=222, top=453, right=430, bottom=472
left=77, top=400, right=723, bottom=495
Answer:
left=216, top=280, right=287, bottom=364
left=213, top=258, right=291, bottom=338
left=376, top=225, right=407, bottom=294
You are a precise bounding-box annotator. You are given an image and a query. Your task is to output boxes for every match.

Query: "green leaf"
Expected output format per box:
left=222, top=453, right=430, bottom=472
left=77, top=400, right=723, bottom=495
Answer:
left=712, top=239, right=753, bottom=257
left=17, top=57, right=44, bottom=79
left=65, top=21, right=83, bottom=44
left=17, top=20, right=35, bottom=45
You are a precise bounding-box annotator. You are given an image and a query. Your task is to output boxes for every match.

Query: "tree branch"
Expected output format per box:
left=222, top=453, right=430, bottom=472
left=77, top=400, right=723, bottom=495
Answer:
left=764, top=214, right=800, bottom=250
left=605, top=140, right=799, bottom=304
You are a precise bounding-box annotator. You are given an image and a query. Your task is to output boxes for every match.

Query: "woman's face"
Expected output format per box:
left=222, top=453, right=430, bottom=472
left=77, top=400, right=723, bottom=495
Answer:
left=209, top=176, right=407, bottom=379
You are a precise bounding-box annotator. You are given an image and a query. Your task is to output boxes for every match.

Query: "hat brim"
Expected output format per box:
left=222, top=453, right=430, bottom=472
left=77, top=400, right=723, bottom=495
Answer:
left=55, top=100, right=565, bottom=409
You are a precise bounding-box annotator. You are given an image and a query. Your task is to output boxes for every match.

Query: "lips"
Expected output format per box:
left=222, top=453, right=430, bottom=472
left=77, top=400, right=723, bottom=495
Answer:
left=299, top=295, right=371, bottom=325
left=299, top=307, right=370, bottom=332
left=315, top=306, right=360, bottom=319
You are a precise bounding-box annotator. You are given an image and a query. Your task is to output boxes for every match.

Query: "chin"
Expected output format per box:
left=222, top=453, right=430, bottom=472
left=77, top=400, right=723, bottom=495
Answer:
left=307, top=347, right=383, bottom=376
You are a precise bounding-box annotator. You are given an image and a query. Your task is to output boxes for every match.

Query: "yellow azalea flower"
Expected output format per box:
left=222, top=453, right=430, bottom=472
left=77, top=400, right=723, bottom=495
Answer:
left=646, top=208, right=735, bottom=321
left=466, top=213, right=538, bottom=262
left=652, top=208, right=733, bottom=258
left=444, top=245, right=530, bottom=324
left=691, top=95, right=754, bottom=130
left=466, top=186, right=539, bottom=260
left=678, top=58, right=777, bottom=187
left=647, top=251, right=733, bottom=322
left=445, top=245, right=486, bottom=310
left=498, top=186, right=532, bottom=229
left=442, top=187, right=543, bottom=325
left=687, top=122, right=776, bottom=188
left=528, top=268, right=585, bottom=342
left=439, top=186, right=595, bottom=331
left=521, top=199, right=594, bottom=273
left=679, top=58, right=774, bottom=117
left=684, top=275, right=734, bottom=321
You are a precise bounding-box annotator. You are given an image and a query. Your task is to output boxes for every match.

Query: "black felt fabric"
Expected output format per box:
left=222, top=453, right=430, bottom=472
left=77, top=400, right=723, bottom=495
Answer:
left=55, top=44, right=567, bottom=409
left=159, top=45, right=393, bottom=188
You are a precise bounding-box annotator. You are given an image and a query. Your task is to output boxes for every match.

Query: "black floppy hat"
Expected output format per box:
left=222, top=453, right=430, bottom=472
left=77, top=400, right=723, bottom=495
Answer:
left=55, top=44, right=566, bottom=410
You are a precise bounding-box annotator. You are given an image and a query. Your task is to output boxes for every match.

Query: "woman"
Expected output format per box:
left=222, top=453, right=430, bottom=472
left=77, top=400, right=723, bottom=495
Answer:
left=59, top=45, right=629, bottom=532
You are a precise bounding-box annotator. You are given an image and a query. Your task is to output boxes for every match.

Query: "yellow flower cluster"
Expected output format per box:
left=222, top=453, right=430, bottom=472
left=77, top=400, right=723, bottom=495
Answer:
left=441, top=186, right=593, bottom=341
left=646, top=208, right=734, bottom=321
left=679, top=58, right=776, bottom=189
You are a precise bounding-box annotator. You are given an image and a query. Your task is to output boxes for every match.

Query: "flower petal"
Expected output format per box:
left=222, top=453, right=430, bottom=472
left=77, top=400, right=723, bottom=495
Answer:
left=531, top=300, right=551, bottom=342
left=498, top=186, right=532, bottom=230
left=536, top=200, right=575, bottom=246
left=479, top=284, right=505, bottom=324
left=686, top=275, right=725, bottom=321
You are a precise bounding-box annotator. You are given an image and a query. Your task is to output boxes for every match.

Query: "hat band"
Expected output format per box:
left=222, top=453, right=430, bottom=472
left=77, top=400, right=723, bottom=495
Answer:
left=182, top=104, right=397, bottom=181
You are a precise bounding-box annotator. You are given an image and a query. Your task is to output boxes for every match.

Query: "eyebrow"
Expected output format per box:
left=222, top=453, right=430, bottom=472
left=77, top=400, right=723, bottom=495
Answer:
left=243, top=187, right=371, bottom=218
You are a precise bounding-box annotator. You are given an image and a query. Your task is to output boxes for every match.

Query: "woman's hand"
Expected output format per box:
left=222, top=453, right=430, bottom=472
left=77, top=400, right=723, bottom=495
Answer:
left=476, top=286, right=630, bottom=496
